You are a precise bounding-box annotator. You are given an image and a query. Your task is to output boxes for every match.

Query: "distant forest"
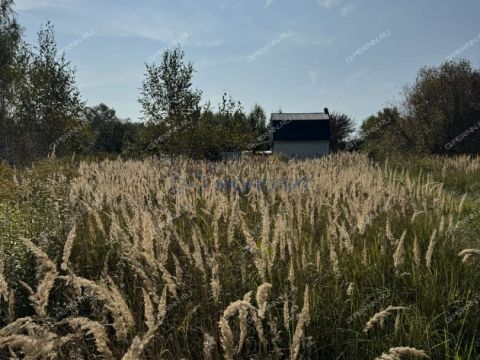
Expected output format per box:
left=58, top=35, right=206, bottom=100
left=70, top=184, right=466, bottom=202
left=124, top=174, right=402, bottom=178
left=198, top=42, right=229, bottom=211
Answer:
left=1, top=0, right=480, bottom=165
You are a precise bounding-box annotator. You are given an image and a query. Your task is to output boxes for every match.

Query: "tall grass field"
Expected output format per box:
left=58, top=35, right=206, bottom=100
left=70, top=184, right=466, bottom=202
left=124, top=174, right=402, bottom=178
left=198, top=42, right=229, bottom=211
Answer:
left=1, top=153, right=480, bottom=359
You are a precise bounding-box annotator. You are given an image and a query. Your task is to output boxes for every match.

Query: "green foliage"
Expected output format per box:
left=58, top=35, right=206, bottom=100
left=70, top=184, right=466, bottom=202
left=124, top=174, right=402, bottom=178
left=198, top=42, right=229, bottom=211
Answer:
left=140, top=90, right=263, bottom=159
left=214, top=93, right=257, bottom=151
left=0, top=159, right=77, bottom=318
left=329, top=112, right=355, bottom=152
left=0, top=0, right=22, bottom=161
left=139, top=49, right=262, bottom=159
left=83, top=103, right=127, bottom=154
left=139, top=46, right=202, bottom=125
left=360, top=60, right=480, bottom=157
left=0, top=19, right=84, bottom=165
left=23, top=22, right=84, bottom=157
left=248, top=103, right=268, bottom=134
left=359, top=107, right=409, bottom=159
left=403, top=60, right=480, bottom=154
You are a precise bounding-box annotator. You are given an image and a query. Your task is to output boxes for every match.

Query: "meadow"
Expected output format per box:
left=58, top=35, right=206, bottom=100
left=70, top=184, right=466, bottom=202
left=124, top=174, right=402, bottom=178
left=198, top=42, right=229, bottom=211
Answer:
left=1, top=153, right=480, bottom=359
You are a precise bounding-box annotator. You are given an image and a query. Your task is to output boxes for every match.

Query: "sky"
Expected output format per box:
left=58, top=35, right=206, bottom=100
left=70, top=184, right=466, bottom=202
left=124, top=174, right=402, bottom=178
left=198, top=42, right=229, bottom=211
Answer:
left=14, top=0, right=480, bottom=125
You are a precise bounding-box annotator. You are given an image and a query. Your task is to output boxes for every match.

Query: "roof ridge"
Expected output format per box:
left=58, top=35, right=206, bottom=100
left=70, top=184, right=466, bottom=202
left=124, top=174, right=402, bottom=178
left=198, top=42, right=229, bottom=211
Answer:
left=270, top=113, right=330, bottom=121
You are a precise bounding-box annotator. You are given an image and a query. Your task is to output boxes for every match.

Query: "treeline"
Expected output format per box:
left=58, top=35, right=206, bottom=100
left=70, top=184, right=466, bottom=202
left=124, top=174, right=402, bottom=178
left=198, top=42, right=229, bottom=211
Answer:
left=1, top=0, right=480, bottom=166
left=0, top=0, right=270, bottom=165
left=356, top=60, right=480, bottom=158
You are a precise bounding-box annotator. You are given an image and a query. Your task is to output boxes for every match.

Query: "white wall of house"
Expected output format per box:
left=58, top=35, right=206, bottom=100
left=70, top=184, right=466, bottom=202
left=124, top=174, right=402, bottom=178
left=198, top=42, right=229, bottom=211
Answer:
left=273, top=141, right=330, bottom=158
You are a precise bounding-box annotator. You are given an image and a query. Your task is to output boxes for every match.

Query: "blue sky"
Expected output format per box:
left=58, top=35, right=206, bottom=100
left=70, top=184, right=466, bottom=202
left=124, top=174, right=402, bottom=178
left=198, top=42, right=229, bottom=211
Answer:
left=15, top=0, right=480, bottom=125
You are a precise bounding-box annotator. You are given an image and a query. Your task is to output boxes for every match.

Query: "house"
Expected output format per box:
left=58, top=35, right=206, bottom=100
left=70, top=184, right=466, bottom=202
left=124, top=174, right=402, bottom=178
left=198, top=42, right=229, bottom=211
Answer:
left=270, top=110, right=331, bottom=158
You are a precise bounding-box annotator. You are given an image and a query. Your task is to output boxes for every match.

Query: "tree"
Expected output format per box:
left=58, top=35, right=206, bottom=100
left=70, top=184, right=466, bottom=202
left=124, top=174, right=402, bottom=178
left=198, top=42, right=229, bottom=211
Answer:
left=0, top=0, right=22, bottom=162
left=15, top=22, right=84, bottom=162
left=139, top=46, right=202, bottom=156
left=358, top=107, right=408, bottom=158
left=248, top=103, right=268, bottom=133
left=329, top=112, right=355, bottom=152
left=358, top=60, right=480, bottom=157
left=139, top=46, right=202, bottom=126
left=216, top=93, right=255, bottom=152
left=121, top=121, right=153, bottom=157
left=402, top=60, right=480, bottom=154
left=83, top=104, right=126, bottom=154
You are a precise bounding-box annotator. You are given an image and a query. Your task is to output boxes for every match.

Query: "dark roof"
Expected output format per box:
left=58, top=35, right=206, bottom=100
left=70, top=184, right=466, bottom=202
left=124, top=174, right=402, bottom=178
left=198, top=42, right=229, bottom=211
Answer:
left=271, top=113, right=331, bottom=141
left=271, top=113, right=330, bottom=121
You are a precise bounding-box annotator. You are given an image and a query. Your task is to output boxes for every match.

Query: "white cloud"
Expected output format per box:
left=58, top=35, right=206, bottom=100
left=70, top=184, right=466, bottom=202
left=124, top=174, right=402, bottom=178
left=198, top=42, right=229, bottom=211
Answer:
left=15, top=0, right=76, bottom=11
left=108, top=20, right=177, bottom=43
left=317, top=0, right=343, bottom=10
left=103, top=12, right=225, bottom=52
left=105, top=12, right=192, bottom=43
